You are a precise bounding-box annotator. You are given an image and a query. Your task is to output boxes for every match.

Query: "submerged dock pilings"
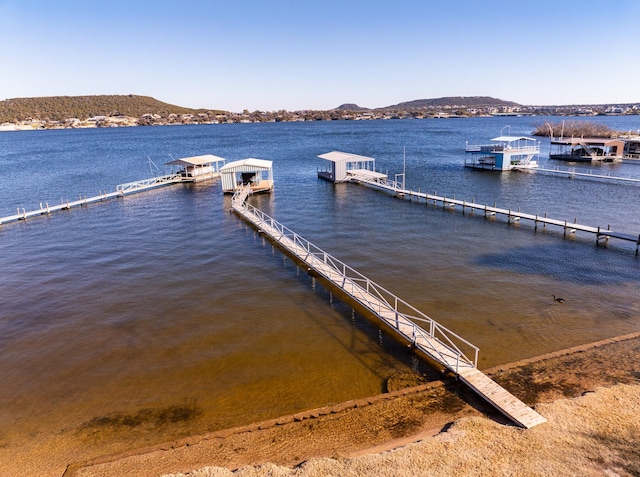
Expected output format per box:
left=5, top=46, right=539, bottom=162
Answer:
left=230, top=185, right=546, bottom=429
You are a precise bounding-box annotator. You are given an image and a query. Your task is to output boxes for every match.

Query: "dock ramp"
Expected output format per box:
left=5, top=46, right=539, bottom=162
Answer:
left=231, top=186, right=546, bottom=429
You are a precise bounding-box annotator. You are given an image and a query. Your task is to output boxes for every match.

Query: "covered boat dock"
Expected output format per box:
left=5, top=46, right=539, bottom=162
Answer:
left=465, top=136, right=540, bottom=171
left=165, top=154, right=226, bottom=182
left=220, top=158, right=274, bottom=194
left=549, top=137, right=624, bottom=162
left=317, top=151, right=381, bottom=183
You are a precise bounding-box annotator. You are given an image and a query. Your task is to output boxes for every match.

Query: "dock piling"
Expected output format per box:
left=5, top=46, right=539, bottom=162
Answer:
left=347, top=174, right=639, bottom=255
left=0, top=173, right=189, bottom=228
left=231, top=190, right=546, bottom=428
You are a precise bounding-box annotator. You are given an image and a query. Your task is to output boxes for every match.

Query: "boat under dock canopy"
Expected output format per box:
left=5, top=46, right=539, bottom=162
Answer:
left=165, top=154, right=226, bottom=182
left=220, top=158, right=274, bottom=194
left=550, top=137, right=624, bottom=163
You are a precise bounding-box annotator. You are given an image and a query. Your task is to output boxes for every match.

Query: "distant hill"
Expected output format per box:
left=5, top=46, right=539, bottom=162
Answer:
left=0, top=95, right=226, bottom=123
left=383, top=96, right=520, bottom=110
left=334, top=103, right=369, bottom=111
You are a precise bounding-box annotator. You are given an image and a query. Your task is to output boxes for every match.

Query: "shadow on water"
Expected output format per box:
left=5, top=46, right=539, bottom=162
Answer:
left=475, top=243, right=640, bottom=286
left=246, top=224, right=442, bottom=388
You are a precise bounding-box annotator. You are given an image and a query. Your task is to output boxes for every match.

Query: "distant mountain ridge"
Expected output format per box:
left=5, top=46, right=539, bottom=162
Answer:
left=0, top=95, right=224, bottom=123
left=3, top=95, right=636, bottom=125
left=384, top=96, right=520, bottom=110
left=333, top=96, right=519, bottom=111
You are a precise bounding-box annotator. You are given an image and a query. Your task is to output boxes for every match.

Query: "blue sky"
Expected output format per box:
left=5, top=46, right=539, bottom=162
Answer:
left=1, top=0, right=639, bottom=112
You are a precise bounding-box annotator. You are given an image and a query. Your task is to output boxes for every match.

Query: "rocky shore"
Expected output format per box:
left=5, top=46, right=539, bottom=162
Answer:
left=64, top=333, right=640, bottom=477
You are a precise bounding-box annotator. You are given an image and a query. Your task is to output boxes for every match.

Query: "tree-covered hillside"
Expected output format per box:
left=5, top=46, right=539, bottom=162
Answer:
left=0, top=95, right=224, bottom=122
left=387, top=96, right=520, bottom=110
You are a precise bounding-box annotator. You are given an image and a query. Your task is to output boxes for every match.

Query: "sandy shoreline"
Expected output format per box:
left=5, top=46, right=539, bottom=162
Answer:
left=64, top=332, right=640, bottom=477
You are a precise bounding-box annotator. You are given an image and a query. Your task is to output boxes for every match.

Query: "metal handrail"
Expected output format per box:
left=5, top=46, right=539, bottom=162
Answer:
left=233, top=196, right=479, bottom=370
left=466, top=144, right=540, bottom=153
left=116, top=173, right=182, bottom=192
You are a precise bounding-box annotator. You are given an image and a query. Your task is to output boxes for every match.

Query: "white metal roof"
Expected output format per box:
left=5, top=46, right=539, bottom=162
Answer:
left=165, top=154, right=226, bottom=167
left=220, top=158, right=272, bottom=171
left=490, top=136, right=535, bottom=143
left=318, top=151, right=376, bottom=163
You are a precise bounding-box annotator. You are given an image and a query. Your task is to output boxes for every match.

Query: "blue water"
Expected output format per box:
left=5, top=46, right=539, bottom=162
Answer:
left=1, top=117, right=639, bottom=475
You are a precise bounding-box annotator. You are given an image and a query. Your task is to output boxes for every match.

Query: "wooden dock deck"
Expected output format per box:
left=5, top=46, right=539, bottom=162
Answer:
left=347, top=172, right=640, bottom=255
left=231, top=186, right=546, bottom=429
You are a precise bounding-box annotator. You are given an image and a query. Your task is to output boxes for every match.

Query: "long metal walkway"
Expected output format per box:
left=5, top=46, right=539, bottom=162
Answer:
left=1, top=173, right=189, bottom=226
left=347, top=172, right=640, bottom=255
left=532, top=165, right=640, bottom=184
left=231, top=186, right=546, bottom=429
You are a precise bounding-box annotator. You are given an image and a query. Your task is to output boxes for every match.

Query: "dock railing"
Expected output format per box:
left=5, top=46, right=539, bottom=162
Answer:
left=231, top=184, right=252, bottom=208
left=348, top=173, right=640, bottom=256
left=346, top=173, right=406, bottom=194
left=116, top=173, right=182, bottom=193
left=234, top=197, right=479, bottom=372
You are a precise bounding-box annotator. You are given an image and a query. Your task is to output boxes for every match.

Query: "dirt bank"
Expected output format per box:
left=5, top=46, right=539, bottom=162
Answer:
left=65, top=332, right=640, bottom=477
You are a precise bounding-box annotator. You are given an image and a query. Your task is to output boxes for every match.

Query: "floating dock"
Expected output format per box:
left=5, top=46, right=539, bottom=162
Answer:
left=231, top=186, right=546, bottom=429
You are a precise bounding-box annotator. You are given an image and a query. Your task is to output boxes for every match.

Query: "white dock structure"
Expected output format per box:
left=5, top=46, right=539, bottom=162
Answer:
left=220, top=158, right=274, bottom=194
left=530, top=165, right=640, bottom=184
left=465, top=136, right=540, bottom=171
left=231, top=185, right=546, bottom=429
left=317, top=151, right=382, bottom=183
left=1, top=153, right=228, bottom=227
left=0, top=174, right=184, bottom=226
left=165, top=154, right=226, bottom=182
left=345, top=170, right=640, bottom=255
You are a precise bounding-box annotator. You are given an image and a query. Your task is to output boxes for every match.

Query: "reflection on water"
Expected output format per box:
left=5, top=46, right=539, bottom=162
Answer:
left=0, top=118, right=639, bottom=475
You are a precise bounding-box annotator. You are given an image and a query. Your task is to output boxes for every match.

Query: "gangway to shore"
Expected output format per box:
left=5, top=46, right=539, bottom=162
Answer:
left=346, top=172, right=640, bottom=256
left=231, top=185, right=546, bottom=429
left=0, top=172, right=216, bottom=227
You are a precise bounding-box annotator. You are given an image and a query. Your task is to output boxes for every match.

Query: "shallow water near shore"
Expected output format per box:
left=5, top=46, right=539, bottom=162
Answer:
left=1, top=117, right=639, bottom=474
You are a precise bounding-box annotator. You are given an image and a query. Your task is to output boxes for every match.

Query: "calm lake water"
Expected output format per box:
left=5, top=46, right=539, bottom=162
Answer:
left=1, top=117, right=639, bottom=474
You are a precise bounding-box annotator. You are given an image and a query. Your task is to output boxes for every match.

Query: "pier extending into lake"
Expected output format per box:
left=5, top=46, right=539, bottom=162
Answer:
left=231, top=185, right=546, bottom=429
left=531, top=165, right=640, bottom=184
left=0, top=173, right=217, bottom=226
left=346, top=171, right=640, bottom=256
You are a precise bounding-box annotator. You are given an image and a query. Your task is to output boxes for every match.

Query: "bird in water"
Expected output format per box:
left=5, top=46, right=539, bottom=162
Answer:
left=553, top=294, right=565, bottom=304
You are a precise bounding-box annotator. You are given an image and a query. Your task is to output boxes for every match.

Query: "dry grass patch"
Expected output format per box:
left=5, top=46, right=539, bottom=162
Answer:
left=165, top=383, right=640, bottom=477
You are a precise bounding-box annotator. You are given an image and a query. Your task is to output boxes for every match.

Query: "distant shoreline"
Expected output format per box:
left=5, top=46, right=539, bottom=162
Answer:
left=3, top=94, right=638, bottom=130
left=1, top=111, right=638, bottom=132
